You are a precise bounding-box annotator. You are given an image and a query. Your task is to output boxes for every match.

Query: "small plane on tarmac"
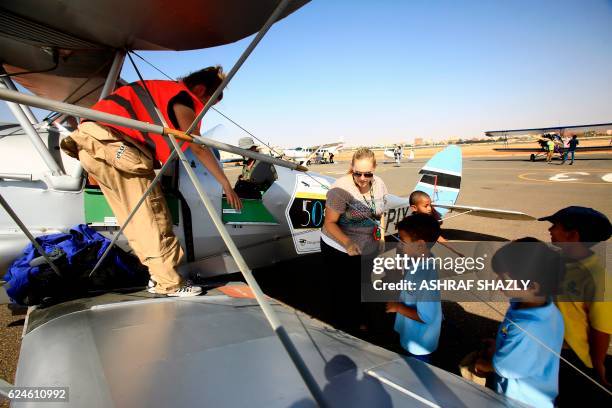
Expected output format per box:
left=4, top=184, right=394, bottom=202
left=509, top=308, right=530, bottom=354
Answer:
left=283, top=141, right=343, bottom=165
left=0, top=1, right=534, bottom=406
left=486, top=122, right=612, bottom=161
left=219, top=143, right=283, bottom=165
left=383, top=145, right=415, bottom=164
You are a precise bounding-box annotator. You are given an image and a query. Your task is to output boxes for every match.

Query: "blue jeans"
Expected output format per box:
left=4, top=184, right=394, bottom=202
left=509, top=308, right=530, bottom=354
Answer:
left=566, top=150, right=575, bottom=162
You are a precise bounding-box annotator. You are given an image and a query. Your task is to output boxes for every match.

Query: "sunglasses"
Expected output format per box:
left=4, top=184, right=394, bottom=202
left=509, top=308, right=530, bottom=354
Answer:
left=352, top=171, right=374, bottom=178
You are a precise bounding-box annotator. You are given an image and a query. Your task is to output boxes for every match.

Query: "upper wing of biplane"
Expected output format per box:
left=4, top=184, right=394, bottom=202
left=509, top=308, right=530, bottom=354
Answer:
left=0, top=0, right=309, bottom=106
left=491, top=145, right=612, bottom=153
left=485, top=122, right=612, bottom=138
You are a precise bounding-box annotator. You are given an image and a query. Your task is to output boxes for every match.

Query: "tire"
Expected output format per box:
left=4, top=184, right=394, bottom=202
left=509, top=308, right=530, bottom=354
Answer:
left=530, top=154, right=535, bottom=162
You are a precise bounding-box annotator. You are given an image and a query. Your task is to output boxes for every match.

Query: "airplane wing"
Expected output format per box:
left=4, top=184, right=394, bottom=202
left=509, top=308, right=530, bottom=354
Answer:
left=434, top=204, right=535, bottom=221
left=303, top=145, right=322, bottom=162
left=0, top=0, right=309, bottom=105
left=12, top=286, right=516, bottom=407
left=485, top=122, right=612, bottom=138
left=492, top=147, right=544, bottom=152
left=493, top=145, right=612, bottom=153
left=319, top=141, right=342, bottom=149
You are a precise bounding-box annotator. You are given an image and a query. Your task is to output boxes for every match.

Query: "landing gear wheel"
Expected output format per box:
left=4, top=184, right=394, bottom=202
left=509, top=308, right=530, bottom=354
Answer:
left=306, top=160, right=311, bottom=166
left=530, top=154, right=535, bottom=162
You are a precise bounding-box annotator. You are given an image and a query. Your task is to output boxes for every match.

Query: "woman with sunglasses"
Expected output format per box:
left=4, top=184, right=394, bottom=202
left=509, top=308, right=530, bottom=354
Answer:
left=321, top=148, right=388, bottom=332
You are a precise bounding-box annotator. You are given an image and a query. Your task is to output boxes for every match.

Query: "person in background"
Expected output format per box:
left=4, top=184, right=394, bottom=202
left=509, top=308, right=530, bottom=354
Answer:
left=409, top=191, right=454, bottom=241
left=409, top=191, right=442, bottom=223
left=385, top=214, right=442, bottom=363
left=394, top=145, right=402, bottom=166
left=545, top=137, right=555, bottom=163
left=562, top=135, right=579, bottom=165
left=237, top=136, right=260, bottom=182
left=321, top=148, right=388, bottom=332
left=475, top=238, right=564, bottom=408
left=539, top=206, right=612, bottom=405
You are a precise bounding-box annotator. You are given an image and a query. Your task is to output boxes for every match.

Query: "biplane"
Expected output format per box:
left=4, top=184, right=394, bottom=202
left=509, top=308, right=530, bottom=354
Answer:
left=486, top=123, right=612, bottom=161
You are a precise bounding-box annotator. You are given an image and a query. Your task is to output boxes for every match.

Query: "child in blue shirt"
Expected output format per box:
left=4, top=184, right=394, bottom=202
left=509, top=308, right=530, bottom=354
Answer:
left=386, top=213, right=442, bottom=363
left=476, top=238, right=565, bottom=408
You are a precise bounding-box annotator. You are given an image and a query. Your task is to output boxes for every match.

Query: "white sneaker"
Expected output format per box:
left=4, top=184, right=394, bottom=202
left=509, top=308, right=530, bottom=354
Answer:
left=166, top=285, right=203, bottom=297
left=146, top=279, right=157, bottom=294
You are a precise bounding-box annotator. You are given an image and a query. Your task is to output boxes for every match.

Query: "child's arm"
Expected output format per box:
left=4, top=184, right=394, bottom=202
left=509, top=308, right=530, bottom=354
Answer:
left=386, top=302, right=424, bottom=323
left=589, top=327, right=611, bottom=386
left=475, top=358, right=494, bottom=374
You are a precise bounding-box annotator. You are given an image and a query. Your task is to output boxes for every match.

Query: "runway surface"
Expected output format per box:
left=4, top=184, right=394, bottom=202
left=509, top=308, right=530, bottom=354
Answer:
left=294, top=153, right=612, bottom=241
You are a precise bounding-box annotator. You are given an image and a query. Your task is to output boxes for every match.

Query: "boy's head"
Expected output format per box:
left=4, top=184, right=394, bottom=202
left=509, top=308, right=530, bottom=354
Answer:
left=492, top=237, right=563, bottom=299
left=396, top=213, right=441, bottom=255
left=409, top=190, right=432, bottom=215
left=539, top=206, right=611, bottom=247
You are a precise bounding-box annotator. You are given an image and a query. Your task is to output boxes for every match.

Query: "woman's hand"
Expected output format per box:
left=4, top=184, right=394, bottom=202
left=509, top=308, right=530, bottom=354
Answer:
left=345, top=240, right=361, bottom=256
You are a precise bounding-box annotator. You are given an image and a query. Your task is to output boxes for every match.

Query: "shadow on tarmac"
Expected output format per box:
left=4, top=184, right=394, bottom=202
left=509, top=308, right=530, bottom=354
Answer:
left=252, top=252, right=504, bottom=375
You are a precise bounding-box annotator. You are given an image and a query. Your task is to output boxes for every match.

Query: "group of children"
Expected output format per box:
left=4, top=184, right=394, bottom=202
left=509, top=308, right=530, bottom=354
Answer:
left=384, top=191, right=611, bottom=407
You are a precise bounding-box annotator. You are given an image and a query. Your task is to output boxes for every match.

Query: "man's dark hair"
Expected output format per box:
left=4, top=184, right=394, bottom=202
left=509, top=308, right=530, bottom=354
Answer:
left=181, top=66, right=225, bottom=101
left=409, top=190, right=430, bottom=206
left=491, top=237, right=563, bottom=297
left=396, top=213, right=441, bottom=245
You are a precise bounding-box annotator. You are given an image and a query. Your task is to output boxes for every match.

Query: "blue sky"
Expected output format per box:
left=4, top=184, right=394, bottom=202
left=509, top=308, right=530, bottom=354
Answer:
left=2, top=0, right=611, bottom=146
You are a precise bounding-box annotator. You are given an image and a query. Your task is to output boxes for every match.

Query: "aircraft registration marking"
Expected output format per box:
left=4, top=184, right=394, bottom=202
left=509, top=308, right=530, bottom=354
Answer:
left=285, top=174, right=331, bottom=254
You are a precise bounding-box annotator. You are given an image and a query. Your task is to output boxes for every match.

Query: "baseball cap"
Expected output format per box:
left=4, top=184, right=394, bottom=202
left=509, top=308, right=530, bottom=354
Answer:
left=538, top=206, right=612, bottom=242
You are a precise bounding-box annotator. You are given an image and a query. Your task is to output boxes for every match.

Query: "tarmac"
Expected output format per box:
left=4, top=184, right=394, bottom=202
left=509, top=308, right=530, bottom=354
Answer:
left=292, top=153, right=612, bottom=241
left=1, top=152, right=611, bottom=404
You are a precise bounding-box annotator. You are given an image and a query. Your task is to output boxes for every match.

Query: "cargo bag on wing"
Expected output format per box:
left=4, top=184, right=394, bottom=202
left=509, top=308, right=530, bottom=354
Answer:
left=3, top=224, right=148, bottom=306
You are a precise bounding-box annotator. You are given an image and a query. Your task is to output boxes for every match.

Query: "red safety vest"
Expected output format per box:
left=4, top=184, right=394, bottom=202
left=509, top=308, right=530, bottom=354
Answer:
left=91, top=80, right=204, bottom=163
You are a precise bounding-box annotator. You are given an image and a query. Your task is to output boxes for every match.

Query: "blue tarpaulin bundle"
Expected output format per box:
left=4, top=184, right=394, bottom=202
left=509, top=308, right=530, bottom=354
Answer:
left=3, top=224, right=148, bottom=305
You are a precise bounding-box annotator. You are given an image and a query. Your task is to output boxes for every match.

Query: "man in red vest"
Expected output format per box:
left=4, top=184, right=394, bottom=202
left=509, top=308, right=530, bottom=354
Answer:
left=63, top=66, right=241, bottom=297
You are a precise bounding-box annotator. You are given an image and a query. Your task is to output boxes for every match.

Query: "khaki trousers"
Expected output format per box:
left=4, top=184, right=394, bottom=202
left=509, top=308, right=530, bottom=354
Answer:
left=70, top=122, right=183, bottom=293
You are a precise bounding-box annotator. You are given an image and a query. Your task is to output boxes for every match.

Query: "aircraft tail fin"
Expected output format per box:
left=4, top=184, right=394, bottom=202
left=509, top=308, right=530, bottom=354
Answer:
left=412, top=145, right=462, bottom=217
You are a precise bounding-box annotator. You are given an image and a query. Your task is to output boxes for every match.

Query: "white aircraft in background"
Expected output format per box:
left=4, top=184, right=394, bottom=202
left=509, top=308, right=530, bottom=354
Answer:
left=384, top=145, right=414, bottom=164
left=219, top=145, right=284, bottom=165
left=283, top=141, right=343, bottom=165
